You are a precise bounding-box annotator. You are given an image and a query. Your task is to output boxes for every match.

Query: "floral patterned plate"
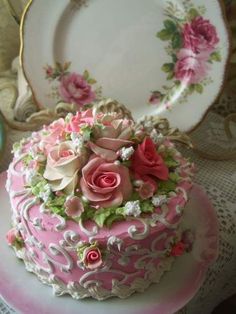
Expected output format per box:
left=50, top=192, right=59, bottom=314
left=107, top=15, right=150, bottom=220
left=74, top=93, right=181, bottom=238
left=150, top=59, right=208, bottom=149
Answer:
left=21, top=0, right=229, bottom=132
left=0, top=171, right=218, bottom=314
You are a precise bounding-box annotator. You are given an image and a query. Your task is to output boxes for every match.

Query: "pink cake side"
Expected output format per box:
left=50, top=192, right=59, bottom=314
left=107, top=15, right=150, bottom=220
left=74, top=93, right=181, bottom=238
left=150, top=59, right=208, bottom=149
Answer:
left=6, top=109, right=195, bottom=300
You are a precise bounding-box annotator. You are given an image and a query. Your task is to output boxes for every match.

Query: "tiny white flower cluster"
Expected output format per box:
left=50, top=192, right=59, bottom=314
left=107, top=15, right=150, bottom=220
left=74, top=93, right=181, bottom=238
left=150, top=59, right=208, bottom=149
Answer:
left=120, top=146, right=134, bottom=161
left=150, top=129, right=164, bottom=144
left=29, top=145, right=46, bottom=162
left=29, top=146, right=39, bottom=159
left=151, top=195, right=167, bottom=207
left=124, top=200, right=141, bottom=217
left=25, top=169, right=42, bottom=186
left=71, top=132, right=84, bottom=149
left=38, top=184, right=52, bottom=202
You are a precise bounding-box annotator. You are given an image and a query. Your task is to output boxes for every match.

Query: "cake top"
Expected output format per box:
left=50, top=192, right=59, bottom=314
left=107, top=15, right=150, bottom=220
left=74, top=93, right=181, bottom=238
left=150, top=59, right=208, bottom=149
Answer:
left=10, top=104, right=194, bottom=229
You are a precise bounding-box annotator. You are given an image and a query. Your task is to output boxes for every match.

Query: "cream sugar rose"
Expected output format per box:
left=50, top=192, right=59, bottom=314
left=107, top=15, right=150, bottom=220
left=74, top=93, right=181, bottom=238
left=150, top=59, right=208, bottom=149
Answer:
left=6, top=108, right=195, bottom=300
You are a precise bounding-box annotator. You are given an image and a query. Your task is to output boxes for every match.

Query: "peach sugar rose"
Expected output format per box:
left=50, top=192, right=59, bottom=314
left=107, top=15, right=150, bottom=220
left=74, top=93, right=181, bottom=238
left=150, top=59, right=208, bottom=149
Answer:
left=43, top=141, right=87, bottom=194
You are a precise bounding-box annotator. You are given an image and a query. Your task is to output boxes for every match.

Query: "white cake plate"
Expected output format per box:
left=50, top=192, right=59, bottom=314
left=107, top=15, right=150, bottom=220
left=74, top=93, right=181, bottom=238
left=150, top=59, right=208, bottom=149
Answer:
left=0, top=172, right=218, bottom=314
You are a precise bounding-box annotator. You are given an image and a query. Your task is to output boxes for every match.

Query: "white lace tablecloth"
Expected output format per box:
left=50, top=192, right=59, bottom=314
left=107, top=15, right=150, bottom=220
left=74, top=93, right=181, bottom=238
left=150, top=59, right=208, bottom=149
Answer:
left=0, top=0, right=236, bottom=313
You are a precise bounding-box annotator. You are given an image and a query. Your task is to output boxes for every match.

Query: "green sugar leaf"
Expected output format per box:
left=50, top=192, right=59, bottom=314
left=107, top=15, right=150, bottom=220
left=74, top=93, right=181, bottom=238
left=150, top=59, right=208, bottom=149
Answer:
left=93, top=208, right=114, bottom=228
left=105, top=214, right=124, bottom=228
left=169, top=172, right=181, bottom=183
left=140, top=200, right=154, bottom=213
left=158, top=180, right=177, bottom=194
left=163, top=155, right=179, bottom=168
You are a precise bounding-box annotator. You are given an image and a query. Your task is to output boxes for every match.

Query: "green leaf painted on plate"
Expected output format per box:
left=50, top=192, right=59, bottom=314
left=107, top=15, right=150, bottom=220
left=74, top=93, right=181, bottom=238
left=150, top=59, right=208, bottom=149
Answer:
left=167, top=72, right=175, bottom=80
left=172, top=33, right=182, bottom=49
left=161, top=63, right=174, bottom=73
left=210, top=51, right=222, bottom=62
left=188, top=8, right=200, bottom=20
left=164, top=19, right=177, bottom=33
left=83, top=70, right=89, bottom=80
left=195, top=84, right=203, bottom=94
left=189, top=84, right=196, bottom=93
left=156, top=29, right=172, bottom=40
left=87, top=78, right=97, bottom=84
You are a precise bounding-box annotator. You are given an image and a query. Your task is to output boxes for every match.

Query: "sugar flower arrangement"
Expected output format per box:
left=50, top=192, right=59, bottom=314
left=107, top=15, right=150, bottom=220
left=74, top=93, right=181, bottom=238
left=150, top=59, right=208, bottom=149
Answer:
left=13, top=106, right=193, bottom=228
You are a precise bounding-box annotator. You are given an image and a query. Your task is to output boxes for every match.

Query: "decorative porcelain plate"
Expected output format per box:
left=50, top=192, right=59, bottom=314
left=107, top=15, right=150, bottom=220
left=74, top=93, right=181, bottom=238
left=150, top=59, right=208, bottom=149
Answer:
left=0, top=171, right=218, bottom=314
left=21, top=0, right=229, bottom=132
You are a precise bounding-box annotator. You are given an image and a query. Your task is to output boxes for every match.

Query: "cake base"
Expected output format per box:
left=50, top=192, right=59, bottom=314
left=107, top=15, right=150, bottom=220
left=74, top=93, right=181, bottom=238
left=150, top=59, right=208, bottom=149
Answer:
left=0, top=172, right=218, bottom=314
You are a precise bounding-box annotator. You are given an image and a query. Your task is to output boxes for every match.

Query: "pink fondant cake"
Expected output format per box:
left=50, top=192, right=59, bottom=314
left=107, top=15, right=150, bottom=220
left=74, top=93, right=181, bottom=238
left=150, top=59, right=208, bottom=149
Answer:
left=6, top=106, right=195, bottom=300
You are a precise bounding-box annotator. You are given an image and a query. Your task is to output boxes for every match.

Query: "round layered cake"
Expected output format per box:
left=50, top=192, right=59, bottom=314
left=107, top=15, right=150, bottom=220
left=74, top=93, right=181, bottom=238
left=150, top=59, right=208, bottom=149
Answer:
left=6, top=104, right=195, bottom=300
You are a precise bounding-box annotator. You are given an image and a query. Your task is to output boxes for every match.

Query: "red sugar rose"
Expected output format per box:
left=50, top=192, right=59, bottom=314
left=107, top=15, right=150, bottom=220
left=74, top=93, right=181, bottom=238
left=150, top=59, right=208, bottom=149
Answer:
left=170, top=242, right=186, bottom=257
left=131, top=137, right=169, bottom=190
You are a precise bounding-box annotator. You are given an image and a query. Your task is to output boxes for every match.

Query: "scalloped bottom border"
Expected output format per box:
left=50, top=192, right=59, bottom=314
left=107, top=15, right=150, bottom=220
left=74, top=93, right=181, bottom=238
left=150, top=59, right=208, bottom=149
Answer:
left=13, top=248, right=175, bottom=301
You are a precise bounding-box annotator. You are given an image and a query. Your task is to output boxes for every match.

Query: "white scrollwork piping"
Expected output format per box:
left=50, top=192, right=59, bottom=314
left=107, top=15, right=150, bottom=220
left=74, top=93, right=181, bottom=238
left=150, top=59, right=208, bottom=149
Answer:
left=127, top=218, right=150, bottom=240
left=59, top=230, right=80, bottom=251
left=52, top=214, right=66, bottom=231
left=42, top=243, right=74, bottom=273
left=78, top=218, right=98, bottom=237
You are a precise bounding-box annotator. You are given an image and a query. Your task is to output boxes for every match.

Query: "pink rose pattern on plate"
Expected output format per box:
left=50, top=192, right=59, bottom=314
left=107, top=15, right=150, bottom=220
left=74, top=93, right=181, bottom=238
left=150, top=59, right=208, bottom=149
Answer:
left=44, top=63, right=99, bottom=108
left=150, top=1, right=221, bottom=108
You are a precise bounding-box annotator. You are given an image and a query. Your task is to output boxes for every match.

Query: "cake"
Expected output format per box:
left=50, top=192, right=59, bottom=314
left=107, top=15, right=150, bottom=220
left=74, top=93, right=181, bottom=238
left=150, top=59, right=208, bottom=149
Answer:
left=6, top=102, right=195, bottom=300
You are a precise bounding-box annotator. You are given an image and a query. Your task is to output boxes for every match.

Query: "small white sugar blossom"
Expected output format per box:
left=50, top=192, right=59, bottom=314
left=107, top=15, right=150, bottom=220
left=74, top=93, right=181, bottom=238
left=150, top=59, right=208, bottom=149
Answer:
left=25, top=169, right=42, bottom=186
left=152, top=195, right=167, bottom=207
left=120, top=146, right=134, bottom=161
left=38, top=184, right=52, bottom=202
left=29, top=146, right=39, bottom=158
left=150, top=129, right=164, bottom=144
left=124, top=201, right=141, bottom=217
left=71, top=132, right=84, bottom=149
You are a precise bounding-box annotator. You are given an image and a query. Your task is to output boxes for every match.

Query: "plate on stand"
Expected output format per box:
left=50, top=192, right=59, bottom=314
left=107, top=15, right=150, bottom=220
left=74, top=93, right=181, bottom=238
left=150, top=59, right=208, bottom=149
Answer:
left=0, top=172, right=218, bottom=314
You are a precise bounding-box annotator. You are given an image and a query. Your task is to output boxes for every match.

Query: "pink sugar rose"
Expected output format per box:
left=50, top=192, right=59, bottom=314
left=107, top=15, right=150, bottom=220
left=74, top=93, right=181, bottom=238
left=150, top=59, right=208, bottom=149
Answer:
left=183, top=16, right=219, bottom=54
left=65, top=109, right=94, bottom=133
left=138, top=181, right=155, bottom=200
left=65, top=196, right=84, bottom=218
left=41, top=118, right=66, bottom=153
left=83, top=246, right=102, bottom=270
left=80, top=156, right=132, bottom=208
left=89, top=114, right=134, bottom=161
left=59, top=73, right=95, bottom=107
left=131, top=137, right=169, bottom=190
left=174, top=48, right=209, bottom=85
left=6, top=228, right=18, bottom=246
left=44, top=141, right=87, bottom=193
